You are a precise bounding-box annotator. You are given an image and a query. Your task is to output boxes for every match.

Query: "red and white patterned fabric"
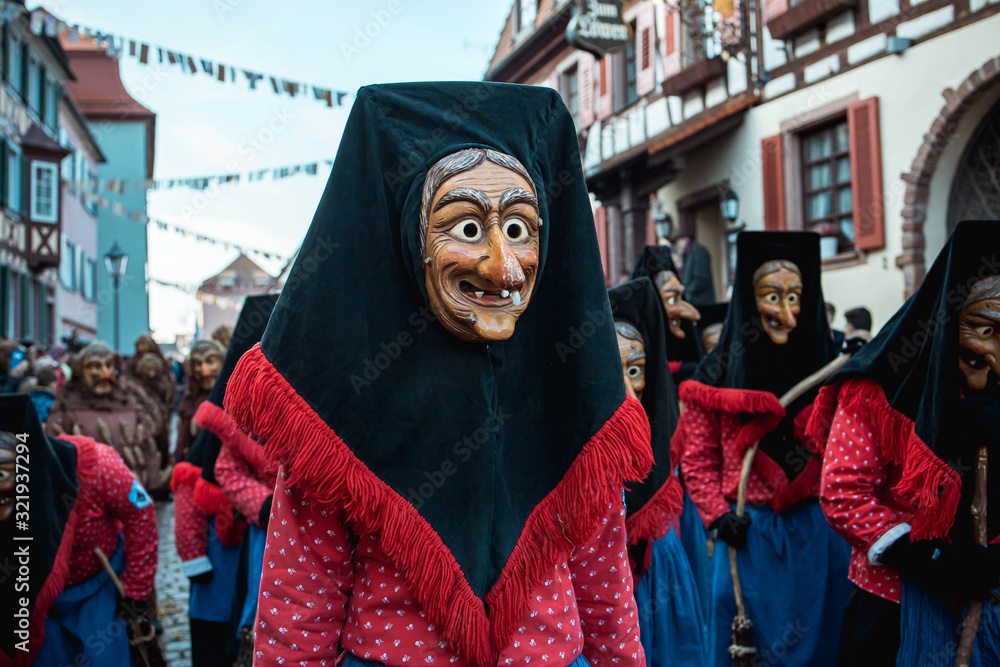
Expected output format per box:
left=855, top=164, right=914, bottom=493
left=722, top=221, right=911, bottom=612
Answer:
left=215, top=437, right=277, bottom=527
left=172, top=472, right=212, bottom=576
left=818, top=379, right=919, bottom=604
left=62, top=437, right=158, bottom=599
left=252, top=468, right=644, bottom=666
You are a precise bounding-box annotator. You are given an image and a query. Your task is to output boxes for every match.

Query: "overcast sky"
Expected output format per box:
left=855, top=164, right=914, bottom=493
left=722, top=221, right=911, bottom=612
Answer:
left=35, top=0, right=513, bottom=341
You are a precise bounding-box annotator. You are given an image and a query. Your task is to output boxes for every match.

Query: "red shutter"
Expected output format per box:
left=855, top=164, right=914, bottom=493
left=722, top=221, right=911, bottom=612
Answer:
left=763, top=0, right=789, bottom=24
left=595, top=206, right=610, bottom=284
left=597, top=57, right=613, bottom=120
left=848, top=97, right=885, bottom=250
left=636, top=2, right=656, bottom=96
left=578, top=53, right=596, bottom=129
left=761, top=134, right=786, bottom=231
left=662, top=8, right=681, bottom=80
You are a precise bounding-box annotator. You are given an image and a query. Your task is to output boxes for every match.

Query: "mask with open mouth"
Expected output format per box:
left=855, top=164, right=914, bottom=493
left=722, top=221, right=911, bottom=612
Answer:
left=81, top=345, right=118, bottom=396
left=653, top=270, right=700, bottom=339
left=753, top=260, right=803, bottom=345
left=958, top=276, right=1000, bottom=392
left=422, top=148, right=540, bottom=343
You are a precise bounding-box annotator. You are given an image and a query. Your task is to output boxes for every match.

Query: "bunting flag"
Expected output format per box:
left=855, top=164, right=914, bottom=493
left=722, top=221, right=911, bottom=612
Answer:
left=16, top=2, right=352, bottom=109
left=149, top=219, right=288, bottom=263
left=149, top=279, right=265, bottom=312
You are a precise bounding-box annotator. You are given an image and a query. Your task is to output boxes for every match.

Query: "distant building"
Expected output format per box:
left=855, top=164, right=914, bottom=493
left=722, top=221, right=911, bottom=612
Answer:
left=487, top=0, right=1000, bottom=329
left=197, top=253, right=276, bottom=337
left=61, top=30, right=156, bottom=350
left=0, top=3, right=74, bottom=346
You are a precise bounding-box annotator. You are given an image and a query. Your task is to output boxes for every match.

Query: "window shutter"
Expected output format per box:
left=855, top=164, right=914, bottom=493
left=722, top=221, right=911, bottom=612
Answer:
left=763, top=0, right=789, bottom=24
left=19, top=42, right=27, bottom=99
left=595, top=206, right=609, bottom=283
left=636, top=2, right=656, bottom=96
left=596, top=57, right=613, bottom=120
left=761, top=134, right=786, bottom=231
left=19, top=152, right=26, bottom=216
left=578, top=53, right=596, bottom=130
left=848, top=97, right=885, bottom=250
left=662, top=8, right=682, bottom=80
left=1, top=26, right=7, bottom=82
left=0, top=142, right=6, bottom=206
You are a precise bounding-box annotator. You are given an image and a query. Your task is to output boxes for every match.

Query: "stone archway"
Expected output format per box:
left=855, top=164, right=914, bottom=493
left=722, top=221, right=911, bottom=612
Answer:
left=896, top=55, right=1000, bottom=297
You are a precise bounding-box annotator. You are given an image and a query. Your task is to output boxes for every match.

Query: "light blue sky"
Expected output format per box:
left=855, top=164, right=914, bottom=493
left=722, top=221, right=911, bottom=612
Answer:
left=35, top=0, right=514, bottom=341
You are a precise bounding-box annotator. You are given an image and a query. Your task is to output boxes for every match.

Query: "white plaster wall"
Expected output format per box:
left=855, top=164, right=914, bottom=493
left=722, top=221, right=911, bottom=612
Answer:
left=653, top=13, right=1000, bottom=332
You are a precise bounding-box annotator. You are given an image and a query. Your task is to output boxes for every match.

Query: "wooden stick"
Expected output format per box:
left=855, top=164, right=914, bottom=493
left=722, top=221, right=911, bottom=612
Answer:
left=93, top=547, right=127, bottom=598
left=956, top=445, right=988, bottom=667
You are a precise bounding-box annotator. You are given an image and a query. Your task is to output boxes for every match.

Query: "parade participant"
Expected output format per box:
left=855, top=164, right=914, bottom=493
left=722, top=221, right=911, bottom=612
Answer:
left=176, top=339, right=225, bottom=463
left=811, top=220, right=1000, bottom=665
left=631, top=245, right=703, bottom=380
left=679, top=231, right=851, bottom=667
left=610, top=277, right=706, bottom=666
left=696, top=302, right=729, bottom=356
left=0, top=339, right=27, bottom=393
left=46, top=342, right=164, bottom=493
left=211, top=325, right=233, bottom=351
left=672, top=232, right=716, bottom=307
left=125, top=335, right=177, bottom=465
left=224, top=82, right=652, bottom=667
left=0, top=395, right=159, bottom=667
left=172, top=294, right=277, bottom=667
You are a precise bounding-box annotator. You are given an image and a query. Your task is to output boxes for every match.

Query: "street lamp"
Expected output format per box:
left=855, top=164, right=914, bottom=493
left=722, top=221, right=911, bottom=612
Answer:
left=104, top=241, right=128, bottom=352
left=719, top=187, right=739, bottom=224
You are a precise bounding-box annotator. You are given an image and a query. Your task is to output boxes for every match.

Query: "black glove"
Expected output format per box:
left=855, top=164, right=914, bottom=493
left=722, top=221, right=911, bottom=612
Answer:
left=190, top=569, right=214, bottom=585
left=116, top=596, right=149, bottom=621
left=713, top=512, right=752, bottom=548
left=880, top=536, right=1000, bottom=601
left=258, top=494, right=273, bottom=527
left=842, top=336, right=868, bottom=355
left=958, top=397, right=1000, bottom=445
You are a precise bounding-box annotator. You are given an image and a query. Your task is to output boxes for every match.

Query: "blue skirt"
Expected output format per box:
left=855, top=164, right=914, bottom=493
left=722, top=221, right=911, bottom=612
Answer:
left=343, top=650, right=591, bottom=667
left=34, top=536, right=133, bottom=667
left=706, top=502, right=852, bottom=667
left=238, top=522, right=267, bottom=629
left=896, top=581, right=1000, bottom=666
left=636, top=527, right=707, bottom=666
left=190, top=516, right=243, bottom=623
left=679, top=489, right=713, bottom=641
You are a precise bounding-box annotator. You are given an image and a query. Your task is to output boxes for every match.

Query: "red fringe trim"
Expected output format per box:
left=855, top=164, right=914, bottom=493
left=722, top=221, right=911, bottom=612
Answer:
left=197, top=398, right=275, bottom=478
left=9, top=436, right=99, bottom=666
left=679, top=380, right=785, bottom=460
left=193, top=478, right=245, bottom=547
left=625, top=474, right=684, bottom=545
left=171, top=461, right=202, bottom=493
left=194, top=400, right=234, bottom=437
left=807, top=378, right=962, bottom=540
left=225, top=343, right=652, bottom=665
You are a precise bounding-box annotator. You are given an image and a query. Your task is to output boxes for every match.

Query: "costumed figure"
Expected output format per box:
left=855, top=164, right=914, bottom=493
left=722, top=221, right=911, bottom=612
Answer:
left=678, top=231, right=851, bottom=667
left=610, top=277, right=706, bottom=666
left=811, top=220, right=1000, bottom=665
left=0, top=339, right=27, bottom=393
left=631, top=245, right=704, bottom=382
left=211, top=325, right=233, bottom=351
left=223, top=82, right=653, bottom=667
left=696, top=302, right=729, bottom=356
left=171, top=296, right=278, bottom=667
left=0, top=395, right=159, bottom=667
left=672, top=232, right=717, bottom=307
left=175, top=339, right=225, bottom=463
left=125, top=335, right=177, bottom=467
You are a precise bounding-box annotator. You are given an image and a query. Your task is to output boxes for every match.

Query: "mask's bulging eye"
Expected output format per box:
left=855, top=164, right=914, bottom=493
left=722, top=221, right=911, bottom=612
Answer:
left=765, top=293, right=780, bottom=305
left=503, top=219, right=527, bottom=242
left=452, top=220, right=483, bottom=242
left=667, top=296, right=677, bottom=306
left=627, top=365, right=642, bottom=379
left=787, top=293, right=799, bottom=305
left=975, top=326, right=995, bottom=338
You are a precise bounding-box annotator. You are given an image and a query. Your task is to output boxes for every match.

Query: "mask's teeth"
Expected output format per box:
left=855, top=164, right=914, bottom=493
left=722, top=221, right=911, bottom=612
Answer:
left=512, top=291, right=522, bottom=306
left=501, top=289, right=510, bottom=298
left=475, top=291, right=484, bottom=298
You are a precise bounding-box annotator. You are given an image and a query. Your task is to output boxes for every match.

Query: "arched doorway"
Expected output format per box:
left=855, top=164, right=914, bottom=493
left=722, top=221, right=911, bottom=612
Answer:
left=948, top=99, right=1000, bottom=230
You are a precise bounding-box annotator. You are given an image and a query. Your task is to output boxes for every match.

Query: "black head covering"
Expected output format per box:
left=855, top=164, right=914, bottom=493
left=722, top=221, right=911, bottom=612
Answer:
left=0, top=395, right=79, bottom=661
left=609, top=278, right=679, bottom=522
left=226, top=82, right=648, bottom=660
left=695, top=301, right=729, bottom=354
left=185, top=294, right=278, bottom=486
left=630, top=245, right=704, bottom=363
left=821, top=220, right=1000, bottom=539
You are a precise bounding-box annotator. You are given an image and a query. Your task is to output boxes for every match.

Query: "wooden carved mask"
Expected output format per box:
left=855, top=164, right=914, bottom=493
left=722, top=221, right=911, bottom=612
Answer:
left=615, top=321, right=646, bottom=401
left=959, top=276, right=1000, bottom=392
left=653, top=270, right=700, bottom=339
left=753, top=259, right=803, bottom=345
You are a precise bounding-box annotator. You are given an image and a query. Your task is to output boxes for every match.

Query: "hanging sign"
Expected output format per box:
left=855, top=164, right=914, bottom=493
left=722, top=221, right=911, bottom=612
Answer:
left=567, top=0, right=630, bottom=59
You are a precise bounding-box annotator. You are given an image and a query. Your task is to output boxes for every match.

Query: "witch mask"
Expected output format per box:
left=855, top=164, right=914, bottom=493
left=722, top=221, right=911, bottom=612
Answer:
left=190, top=340, right=225, bottom=391
left=0, top=431, right=14, bottom=522
left=615, top=321, right=646, bottom=400
left=753, top=260, right=802, bottom=345
left=80, top=344, right=118, bottom=396
left=653, top=270, right=700, bottom=339
left=421, top=148, right=541, bottom=344
left=959, top=275, right=1000, bottom=392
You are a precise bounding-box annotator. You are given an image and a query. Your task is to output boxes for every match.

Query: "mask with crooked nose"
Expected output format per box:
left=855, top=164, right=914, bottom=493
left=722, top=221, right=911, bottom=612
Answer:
left=421, top=148, right=541, bottom=344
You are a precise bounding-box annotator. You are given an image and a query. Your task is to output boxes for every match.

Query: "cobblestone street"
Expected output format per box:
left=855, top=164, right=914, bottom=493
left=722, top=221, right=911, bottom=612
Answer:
left=155, top=500, right=193, bottom=667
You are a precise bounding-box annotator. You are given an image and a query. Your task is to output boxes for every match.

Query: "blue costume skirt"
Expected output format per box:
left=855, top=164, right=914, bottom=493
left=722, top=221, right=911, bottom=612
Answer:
left=190, top=516, right=243, bottom=623
left=34, top=536, right=132, bottom=667
left=706, top=501, right=851, bottom=667
left=636, top=527, right=706, bottom=666
left=679, top=489, right=713, bottom=641
left=896, top=581, right=1000, bottom=666
left=343, top=651, right=591, bottom=667
left=238, top=522, right=267, bottom=629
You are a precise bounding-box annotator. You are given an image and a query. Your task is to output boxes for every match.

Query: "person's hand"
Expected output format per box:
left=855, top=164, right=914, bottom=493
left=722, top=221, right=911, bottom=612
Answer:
left=881, top=536, right=1000, bottom=601
left=190, top=570, right=214, bottom=585
left=712, top=511, right=752, bottom=548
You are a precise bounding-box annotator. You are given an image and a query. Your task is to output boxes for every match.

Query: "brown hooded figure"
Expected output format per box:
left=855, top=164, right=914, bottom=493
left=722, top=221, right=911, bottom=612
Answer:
left=175, top=340, right=225, bottom=463
left=123, top=335, right=176, bottom=467
left=45, top=342, right=164, bottom=492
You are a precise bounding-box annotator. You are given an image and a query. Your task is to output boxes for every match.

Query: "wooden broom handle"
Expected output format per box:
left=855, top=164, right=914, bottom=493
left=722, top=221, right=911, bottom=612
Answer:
left=729, top=353, right=852, bottom=618
left=956, top=445, right=989, bottom=667
left=94, top=547, right=128, bottom=599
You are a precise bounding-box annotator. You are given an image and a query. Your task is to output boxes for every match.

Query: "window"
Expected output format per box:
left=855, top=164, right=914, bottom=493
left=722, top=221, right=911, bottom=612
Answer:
left=60, top=237, right=77, bottom=290
left=515, top=0, right=538, bottom=34
left=7, top=142, right=21, bottom=214
left=44, top=76, right=57, bottom=130
left=30, top=161, right=58, bottom=222
left=801, top=119, right=854, bottom=252
left=624, top=22, right=638, bottom=107
left=7, top=35, right=22, bottom=96
left=219, top=272, right=237, bottom=288
left=27, top=57, right=40, bottom=113
left=19, top=272, right=31, bottom=339
left=82, top=255, right=97, bottom=301
left=613, top=21, right=639, bottom=112
left=561, top=66, right=579, bottom=126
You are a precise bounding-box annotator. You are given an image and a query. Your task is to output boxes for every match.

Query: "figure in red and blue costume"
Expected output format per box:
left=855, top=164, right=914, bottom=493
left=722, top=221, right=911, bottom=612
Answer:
left=678, top=231, right=851, bottom=667
left=223, top=82, right=652, bottom=667
left=810, top=220, right=1000, bottom=665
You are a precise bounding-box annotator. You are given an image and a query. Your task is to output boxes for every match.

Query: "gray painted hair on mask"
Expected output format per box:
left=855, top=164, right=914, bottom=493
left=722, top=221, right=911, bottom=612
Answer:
left=420, top=148, right=534, bottom=253
left=965, top=275, right=1000, bottom=308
